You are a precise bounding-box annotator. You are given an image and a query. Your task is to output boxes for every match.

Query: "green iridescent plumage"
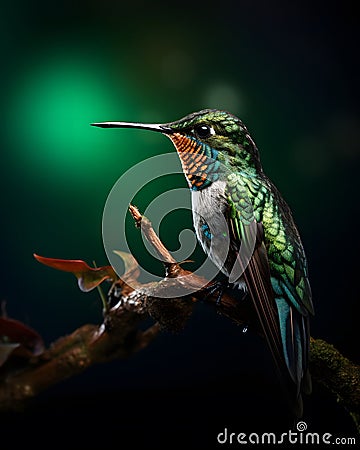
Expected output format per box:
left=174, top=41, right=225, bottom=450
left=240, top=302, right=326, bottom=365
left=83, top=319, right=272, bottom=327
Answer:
left=92, top=108, right=315, bottom=417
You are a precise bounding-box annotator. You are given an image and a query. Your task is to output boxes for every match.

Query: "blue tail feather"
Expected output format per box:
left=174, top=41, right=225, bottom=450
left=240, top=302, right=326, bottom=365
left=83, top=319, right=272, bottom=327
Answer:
left=275, top=297, right=309, bottom=400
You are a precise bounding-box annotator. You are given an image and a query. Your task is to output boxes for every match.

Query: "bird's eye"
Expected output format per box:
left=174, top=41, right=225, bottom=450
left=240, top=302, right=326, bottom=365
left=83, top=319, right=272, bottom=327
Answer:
left=193, top=124, right=215, bottom=139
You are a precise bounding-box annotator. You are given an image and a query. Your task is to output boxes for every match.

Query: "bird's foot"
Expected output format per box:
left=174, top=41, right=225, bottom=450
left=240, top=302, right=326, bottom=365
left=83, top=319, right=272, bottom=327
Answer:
left=202, top=280, right=227, bottom=306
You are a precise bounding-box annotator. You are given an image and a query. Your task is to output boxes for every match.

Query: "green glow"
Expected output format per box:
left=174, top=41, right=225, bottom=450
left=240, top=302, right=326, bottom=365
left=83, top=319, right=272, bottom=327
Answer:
left=7, top=51, right=135, bottom=182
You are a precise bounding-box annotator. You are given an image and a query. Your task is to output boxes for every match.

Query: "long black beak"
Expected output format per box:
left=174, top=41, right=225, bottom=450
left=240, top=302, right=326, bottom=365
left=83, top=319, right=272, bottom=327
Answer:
left=90, top=121, right=174, bottom=134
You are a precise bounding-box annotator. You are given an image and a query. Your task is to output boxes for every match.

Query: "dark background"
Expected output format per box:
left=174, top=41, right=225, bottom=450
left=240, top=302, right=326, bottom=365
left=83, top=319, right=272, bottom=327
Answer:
left=1, top=1, right=359, bottom=448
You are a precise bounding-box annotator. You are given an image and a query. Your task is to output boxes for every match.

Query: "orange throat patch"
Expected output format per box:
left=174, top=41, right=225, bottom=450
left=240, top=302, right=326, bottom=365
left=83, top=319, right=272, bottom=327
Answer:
left=167, top=132, right=209, bottom=189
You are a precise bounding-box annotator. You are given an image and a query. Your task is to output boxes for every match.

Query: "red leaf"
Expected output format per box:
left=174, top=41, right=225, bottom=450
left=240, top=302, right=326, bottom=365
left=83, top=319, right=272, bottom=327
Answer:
left=34, top=254, right=117, bottom=292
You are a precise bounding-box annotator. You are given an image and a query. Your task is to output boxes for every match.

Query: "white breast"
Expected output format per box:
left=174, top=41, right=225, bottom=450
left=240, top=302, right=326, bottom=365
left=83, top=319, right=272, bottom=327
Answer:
left=191, top=181, right=247, bottom=291
left=191, top=180, right=227, bottom=215
left=191, top=180, right=230, bottom=272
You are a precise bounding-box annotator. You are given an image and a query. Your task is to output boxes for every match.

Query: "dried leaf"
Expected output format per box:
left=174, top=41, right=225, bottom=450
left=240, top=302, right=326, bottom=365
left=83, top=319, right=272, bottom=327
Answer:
left=0, top=317, right=45, bottom=366
left=0, top=343, right=20, bottom=366
left=34, top=254, right=117, bottom=292
left=113, top=251, right=140, bottom=282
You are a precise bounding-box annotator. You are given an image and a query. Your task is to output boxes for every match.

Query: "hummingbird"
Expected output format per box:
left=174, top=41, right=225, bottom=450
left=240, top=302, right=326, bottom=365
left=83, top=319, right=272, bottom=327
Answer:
left=92, top=109, right=314, bottom=417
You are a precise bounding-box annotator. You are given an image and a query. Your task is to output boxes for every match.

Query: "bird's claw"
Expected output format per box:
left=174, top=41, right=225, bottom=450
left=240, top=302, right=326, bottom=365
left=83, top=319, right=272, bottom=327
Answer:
left=202, top=280, right=227, bottom=306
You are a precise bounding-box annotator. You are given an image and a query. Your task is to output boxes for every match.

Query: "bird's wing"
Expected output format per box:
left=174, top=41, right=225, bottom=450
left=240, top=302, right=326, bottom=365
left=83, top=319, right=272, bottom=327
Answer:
left=226, top=199, right=284, bottom=364
left=225, top=187, right=284, bottom=363
left=266, top=183, right=314, bottom=319
left=266, top=215, right=314, bottom=403
left=225, top=182, right=303, bottom=414
left=272, top=231, right=314, bottom=317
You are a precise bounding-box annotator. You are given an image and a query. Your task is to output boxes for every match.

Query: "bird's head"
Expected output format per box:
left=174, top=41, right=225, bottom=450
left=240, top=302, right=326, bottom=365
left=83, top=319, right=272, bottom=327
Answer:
left=92, top=109, right=261, bottom=190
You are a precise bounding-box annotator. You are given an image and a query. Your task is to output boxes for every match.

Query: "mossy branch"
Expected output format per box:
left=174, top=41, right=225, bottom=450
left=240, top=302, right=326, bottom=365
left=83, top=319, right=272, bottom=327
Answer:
left=309, top=338, right=359, bottom=431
